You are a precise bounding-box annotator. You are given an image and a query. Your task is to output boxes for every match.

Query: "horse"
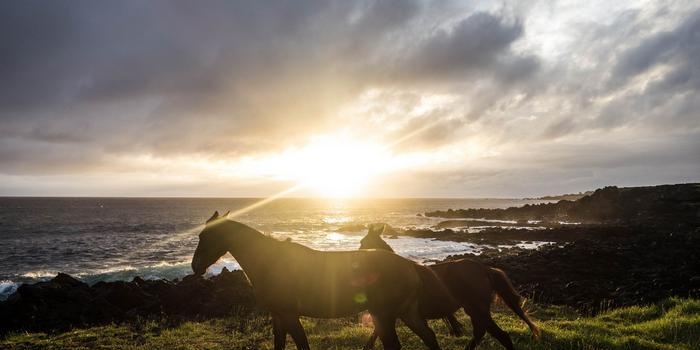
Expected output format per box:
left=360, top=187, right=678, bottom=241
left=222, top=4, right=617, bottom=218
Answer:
left=191, top=211, right=458, bottom=350
left=359, top=224, right=540, bottom=350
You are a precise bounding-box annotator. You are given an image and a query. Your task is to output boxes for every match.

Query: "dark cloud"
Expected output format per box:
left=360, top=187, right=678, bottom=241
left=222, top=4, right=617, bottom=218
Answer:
left=592, top=8, right=700, bottom=131
left=612, top=8, right=700, bottom=87
left=0, top=1, right=698, bottom=196
left=508, top=5, right=700, bottom=143
left=0, top=1, right=529, bottom=170
left=383, top=12, right=537, bottom=84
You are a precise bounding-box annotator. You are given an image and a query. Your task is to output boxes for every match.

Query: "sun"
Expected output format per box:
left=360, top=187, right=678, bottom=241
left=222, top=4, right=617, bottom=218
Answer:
left=282, top=135, right=390, bottom=197
left=222, top=133, right=406, bottom=198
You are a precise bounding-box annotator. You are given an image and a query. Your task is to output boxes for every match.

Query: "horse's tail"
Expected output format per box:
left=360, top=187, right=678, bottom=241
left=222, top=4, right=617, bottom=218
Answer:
left=487, top=267, right=541, bottom=339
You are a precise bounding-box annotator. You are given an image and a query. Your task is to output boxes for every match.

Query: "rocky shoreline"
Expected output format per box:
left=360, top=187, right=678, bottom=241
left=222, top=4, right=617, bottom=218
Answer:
left=401, top=224, right=640, bottom=245
left=2, top=226, right=698, bottom=334
left=408, top=183, right=700, bottom=313
left=2, top=183, right=697, bottom=335
left=444, top=227, right=700, bottom=314
left=425, top=183, right=700, bottom=228
left=0, top=268, right=256, bottom=335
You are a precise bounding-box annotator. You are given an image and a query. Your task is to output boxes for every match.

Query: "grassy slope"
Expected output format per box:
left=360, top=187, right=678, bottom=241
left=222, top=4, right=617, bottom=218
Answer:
left=3, top=298, right=699, bottom=350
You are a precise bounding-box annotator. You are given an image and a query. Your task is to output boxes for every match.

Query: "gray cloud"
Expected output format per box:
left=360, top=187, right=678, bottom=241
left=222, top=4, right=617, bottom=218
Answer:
left=0, top=0, right=698, bottom=196
left=612, top=8, right=700, bottom=87
left=593, top=8, right=700, bottom=132
left=357, top=11, right=541, bottom=95
left=0, top=1, right=529, bottom=167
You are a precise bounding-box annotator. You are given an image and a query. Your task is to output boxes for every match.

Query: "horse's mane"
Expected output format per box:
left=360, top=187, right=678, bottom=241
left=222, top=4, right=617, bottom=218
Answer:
left=224, top=219, right=316, bottom=253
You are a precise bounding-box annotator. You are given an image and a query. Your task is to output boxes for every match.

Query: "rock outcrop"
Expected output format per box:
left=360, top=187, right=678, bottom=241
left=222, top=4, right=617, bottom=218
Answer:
left=0, top=268, right=255, bottom=334
left=445, top=228, right=700, bottom=314
left=426, top=183, right=700, bottom=227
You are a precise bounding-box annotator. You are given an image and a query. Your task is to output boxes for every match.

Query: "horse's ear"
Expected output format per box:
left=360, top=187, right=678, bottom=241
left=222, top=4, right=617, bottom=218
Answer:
left=379, top=224, right=387, bottom=235
left=222, top=210, right=230, bottom=218
left=206, top=211, right=219, bottom=224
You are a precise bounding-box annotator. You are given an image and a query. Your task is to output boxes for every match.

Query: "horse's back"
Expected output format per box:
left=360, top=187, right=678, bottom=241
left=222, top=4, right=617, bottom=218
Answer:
left=430, top=258, right=493, bottom=306
left=260, top=248, right=422, bottom=318
left=414, top=264, right=460, bottom=318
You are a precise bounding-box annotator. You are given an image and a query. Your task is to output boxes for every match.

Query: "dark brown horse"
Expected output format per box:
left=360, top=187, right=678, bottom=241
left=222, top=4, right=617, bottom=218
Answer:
left=191, top=212, right=458, bottom=350
left=360, top=224, right=540, bottom=350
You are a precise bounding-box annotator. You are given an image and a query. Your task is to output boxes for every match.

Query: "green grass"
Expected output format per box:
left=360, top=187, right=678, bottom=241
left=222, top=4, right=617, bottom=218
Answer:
left=3, top=298, right=699, bottom=349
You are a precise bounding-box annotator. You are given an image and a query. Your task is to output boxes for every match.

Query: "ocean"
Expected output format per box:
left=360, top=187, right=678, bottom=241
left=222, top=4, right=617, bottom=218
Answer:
left=0, top=197, right=545, bottom=300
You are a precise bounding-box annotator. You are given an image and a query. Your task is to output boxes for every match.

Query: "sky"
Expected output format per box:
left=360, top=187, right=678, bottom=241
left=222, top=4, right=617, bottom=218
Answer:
left=1, top=0, right=699, bottom=198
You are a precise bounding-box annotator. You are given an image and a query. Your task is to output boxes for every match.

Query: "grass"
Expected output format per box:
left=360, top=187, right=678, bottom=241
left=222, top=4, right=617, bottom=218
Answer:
left=2, top=298, right=699, bottom=350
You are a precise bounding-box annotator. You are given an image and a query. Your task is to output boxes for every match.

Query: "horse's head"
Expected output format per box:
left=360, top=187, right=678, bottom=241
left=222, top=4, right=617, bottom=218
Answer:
left=191, top=210, right=230, bottom=276
left=359, top=224, right=395, bottom=252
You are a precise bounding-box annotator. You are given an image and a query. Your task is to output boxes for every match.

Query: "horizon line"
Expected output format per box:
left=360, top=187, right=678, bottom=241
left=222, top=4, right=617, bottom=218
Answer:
left=1, top=182, right=696, bottom=201
left=0, top=195, right=536, bottom=200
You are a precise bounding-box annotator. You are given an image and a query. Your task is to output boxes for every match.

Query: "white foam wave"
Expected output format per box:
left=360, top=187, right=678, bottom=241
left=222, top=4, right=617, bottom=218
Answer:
left=7, top=233, right=546, bottom=291
left=76, top=261, right=194, bottom=284
left=204, top=257, right=241, bottom=276
left=21, top=270, right=59, bottom=279
left=75, top=265, right=138, bottom=277
left=498, top=241, right=555, bottom=250
left=0, top=280, right=19, bottom=300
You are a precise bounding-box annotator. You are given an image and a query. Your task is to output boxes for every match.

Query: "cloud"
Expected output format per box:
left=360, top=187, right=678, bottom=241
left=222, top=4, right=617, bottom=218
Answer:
left=391, top=12, right=534, bottom=81
left=612, top=8, right=700, bottom=87
left=0, top=0, right=698, bottom=196
left=0, top=1, right=527, bottom=161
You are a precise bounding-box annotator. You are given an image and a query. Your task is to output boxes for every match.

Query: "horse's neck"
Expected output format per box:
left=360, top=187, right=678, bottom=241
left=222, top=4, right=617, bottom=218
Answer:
left=224, top=225, right=278, bottom=282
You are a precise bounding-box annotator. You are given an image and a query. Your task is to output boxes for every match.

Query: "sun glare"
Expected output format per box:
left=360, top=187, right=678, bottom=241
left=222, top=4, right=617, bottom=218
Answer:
left=192, top=131, right=439, bottom=198
left=283, top=135, right=389, bottom=197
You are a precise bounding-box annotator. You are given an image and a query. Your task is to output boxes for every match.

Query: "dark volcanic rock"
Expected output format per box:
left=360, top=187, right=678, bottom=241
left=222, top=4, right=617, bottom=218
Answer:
left=426, top=183, right=700, bottom=228
left=367, top=223, right=399, bottom=236
left=1, top=273, right=101, bottom=332
left=445, top=228, right=700, bottom=314
left=400, top=225, right=642, bottom=245
left=337, top=223, right=366, bottom=232
left=338, top=222, right=398, bottom=236
left=434, top=219, right=540, bottom=229
left=0, top=268, right=256, bottom=334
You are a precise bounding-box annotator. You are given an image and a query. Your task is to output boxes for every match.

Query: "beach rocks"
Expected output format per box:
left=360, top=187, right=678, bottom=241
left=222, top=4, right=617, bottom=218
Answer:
left=338, top=222, right=399, bottom=236
left=434, top=219, right=540, bottom=229
left=337, top=223, right=366, bottom=232
left=446, top=228, right=700, bottom=314
left=401, top=228, right=455, bottom=239
left=0, top=268, right=256, bottom=334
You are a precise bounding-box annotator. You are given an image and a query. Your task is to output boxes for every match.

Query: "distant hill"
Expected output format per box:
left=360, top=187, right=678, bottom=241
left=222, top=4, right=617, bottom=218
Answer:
left=426, top=183, right=700, bottom=226
left=525, top=191, right=595, bottom=201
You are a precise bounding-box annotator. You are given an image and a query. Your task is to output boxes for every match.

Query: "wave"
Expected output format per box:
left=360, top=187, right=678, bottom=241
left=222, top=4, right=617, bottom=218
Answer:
left=1, top=258, right=244, bottom=301
left=0, top=280, right=18, bottom=301
left=20, top=270, right=60, bottom=279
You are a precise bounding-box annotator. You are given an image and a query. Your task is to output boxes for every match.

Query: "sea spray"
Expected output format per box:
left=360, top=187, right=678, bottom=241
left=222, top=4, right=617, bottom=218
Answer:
left=0, top=280, right=18, bottom=300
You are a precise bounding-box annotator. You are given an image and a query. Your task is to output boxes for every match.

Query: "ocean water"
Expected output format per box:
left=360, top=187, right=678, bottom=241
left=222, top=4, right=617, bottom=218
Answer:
left=0, top=197, right=546, bottom=299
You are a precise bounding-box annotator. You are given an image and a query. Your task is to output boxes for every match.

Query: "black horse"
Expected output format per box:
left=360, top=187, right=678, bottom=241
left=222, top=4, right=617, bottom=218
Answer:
left=360, top=224, right=540, bottom=350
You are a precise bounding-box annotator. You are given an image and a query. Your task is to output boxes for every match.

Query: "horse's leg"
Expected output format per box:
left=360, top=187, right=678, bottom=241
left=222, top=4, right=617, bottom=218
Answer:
left=272, top=315, right=288, bottom=350
left=481, top=313, right=513, bottom=350
left=363, top=330, right=379, bottom=350
left=279, top=315, right=310, bottom=350
left=445, top=314, right=464, bottom=337
left=400, top=304, right=441, bottom=350
left=472, top=310, right=513, bottom=350
left=465, top=315, right=485, bottom=350
left=372, top=314, right=401, bottom=350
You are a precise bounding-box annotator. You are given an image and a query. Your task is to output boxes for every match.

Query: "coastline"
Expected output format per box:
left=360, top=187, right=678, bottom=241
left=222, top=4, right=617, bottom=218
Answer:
left=2, top=183, right=698, bottom=348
